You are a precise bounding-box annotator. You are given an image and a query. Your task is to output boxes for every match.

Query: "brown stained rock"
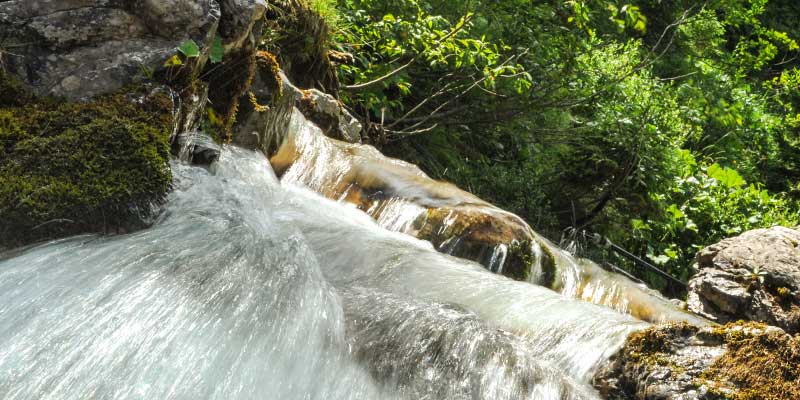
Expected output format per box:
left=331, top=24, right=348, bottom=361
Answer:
left=594, top=322, right=800, bottom=400
left=688, top=227, right=800, bottom=334
left=269, top=113, right=546, bottom=280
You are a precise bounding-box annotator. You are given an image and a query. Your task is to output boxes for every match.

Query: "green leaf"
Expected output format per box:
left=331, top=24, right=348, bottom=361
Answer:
left=649, top=254, right=671, bottom=265
left=210, top=35, right=224, bottom=63
left=178, top=39, right=200, bottom=58
left=707, top=163, right=746, bottom=188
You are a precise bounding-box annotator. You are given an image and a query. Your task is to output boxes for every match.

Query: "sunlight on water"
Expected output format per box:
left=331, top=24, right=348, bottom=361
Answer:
left=273, top=110, right=708, bottom=325
left=0, top=152, right=389, bottom=400
left=0, top=147, right=652, bottom=399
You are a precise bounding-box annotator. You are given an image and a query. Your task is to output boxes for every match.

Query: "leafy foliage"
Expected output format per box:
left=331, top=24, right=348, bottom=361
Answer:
left=178, top=39, right=201, bottom=58
left=330, top=0, right=800, bottom=293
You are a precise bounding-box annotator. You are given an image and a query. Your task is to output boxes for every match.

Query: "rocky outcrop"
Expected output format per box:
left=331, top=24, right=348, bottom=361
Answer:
left=594, top=322, right=800, bottom=400
left=297, top=88, right=362, bottom=142
left=233, top=63, right=362, bottom=153
left=687, top=227, right=800, bottom=334
left=0, top=0, right=272, bottom=250
left=0, top=0, right=265, bottom=101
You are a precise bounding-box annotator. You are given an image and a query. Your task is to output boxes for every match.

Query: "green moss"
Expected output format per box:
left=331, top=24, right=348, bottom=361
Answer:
left=0, top=70, right=35, bottom=107
left=626, top=322, right=697, bottom=362
left=0, top=84, right=173, bottom=248
left=261, top=0, right=337, bottom=92
left=504, top=240, right=539, bottom=282
left=701, top=323, right=800, bottom=400
left=205, top=48, right=257, bottom=142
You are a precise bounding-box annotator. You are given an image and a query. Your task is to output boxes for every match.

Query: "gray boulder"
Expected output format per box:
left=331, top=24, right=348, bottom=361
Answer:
left=687, top=226, right=800, bottom=333
left=297, top=88, right=363, bottom=143
left=0, top=0, right=265, bottom=101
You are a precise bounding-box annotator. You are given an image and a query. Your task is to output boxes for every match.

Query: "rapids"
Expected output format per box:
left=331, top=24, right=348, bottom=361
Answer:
left=272, top=110, right=707, bottom=325
left=0, top=145, right=654, bottom=399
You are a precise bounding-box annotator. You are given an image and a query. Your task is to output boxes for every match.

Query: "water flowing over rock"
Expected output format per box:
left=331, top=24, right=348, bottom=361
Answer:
left=687, top=226, right=800, bottom=333
left=1, top=147, right=651, bottom=399
left=0, top=0, right=265, bottom=100
left=268, top=106, right=706, bottom=325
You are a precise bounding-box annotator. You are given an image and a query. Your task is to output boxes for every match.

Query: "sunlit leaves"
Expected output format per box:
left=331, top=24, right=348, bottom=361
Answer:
left=177, top=39, right=200, bottom=58
left=707, top=163, right=746, bottom=188
left=335, top=0, right=530, bottom=117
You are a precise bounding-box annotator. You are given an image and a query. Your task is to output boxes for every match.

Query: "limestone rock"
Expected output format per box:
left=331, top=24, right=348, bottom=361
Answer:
left=687, top=226, right=800, bottom=333
left=593, top=322, right=800, bottom=400
left=233, top=68, right=362, bottom=152
left=298, top=88, right=363, bottom=143
left=0, top=0, right=265, bottom=101
left=233, top=69, right=300, bottom=153
left=218, top=0, right=267, bottom=50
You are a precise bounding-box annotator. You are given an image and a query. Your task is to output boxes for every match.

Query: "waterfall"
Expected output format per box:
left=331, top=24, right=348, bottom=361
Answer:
left=0, top=145, right=652, bottom=399
left=272, top=109, right=707, bottom=325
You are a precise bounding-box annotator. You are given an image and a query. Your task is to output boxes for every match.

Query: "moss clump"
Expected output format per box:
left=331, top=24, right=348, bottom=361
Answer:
left=776, top=287, right=791, bottom=298
left=0, top=70, right=35, bottom=107
left=0, top=84, right=173, bottom=248
left=626, top=322, right=697, bottom=362
left=701, top=323, right=800, bottom=400
left=205, top=48, right=257, bottom=141
left=261, top=0, right=338, bottom=92
left=255, top=50, right=283, bottom=103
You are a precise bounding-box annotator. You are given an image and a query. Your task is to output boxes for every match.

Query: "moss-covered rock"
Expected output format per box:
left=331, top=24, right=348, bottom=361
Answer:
left=0, top=83, right=173, bottom=248
left=594, top=322, right=800, bottom=400
left=700, top=323, right=800, bottom=400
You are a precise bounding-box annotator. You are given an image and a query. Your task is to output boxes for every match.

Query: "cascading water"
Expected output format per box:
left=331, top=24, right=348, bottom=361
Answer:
left=0, top=152, right=388, bottom=400
left=1, top=145, right=651, bottom=399
left=271, top=109, right=707, bottom=325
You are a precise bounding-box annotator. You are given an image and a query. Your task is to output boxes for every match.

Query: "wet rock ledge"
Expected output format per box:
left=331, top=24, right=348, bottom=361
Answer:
left=594, top=322, right=800, bottom=400
left=595, top=226, right=800, bottom=400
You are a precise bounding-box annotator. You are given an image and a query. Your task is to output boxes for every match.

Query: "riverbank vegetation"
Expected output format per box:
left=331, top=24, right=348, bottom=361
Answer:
left=320, top=0, right=800, bottom=292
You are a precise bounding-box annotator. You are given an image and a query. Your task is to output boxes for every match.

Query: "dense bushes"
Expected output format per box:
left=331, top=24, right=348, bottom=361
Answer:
left=330, top=0, right=800, bottom=293
left=0, top=76, right=173, bottom=248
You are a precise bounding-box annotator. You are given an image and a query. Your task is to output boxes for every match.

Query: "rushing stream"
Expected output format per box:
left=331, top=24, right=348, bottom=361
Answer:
left=273, top=110, right=707, bottom=325
left=0, top=118, right=700, bottom=398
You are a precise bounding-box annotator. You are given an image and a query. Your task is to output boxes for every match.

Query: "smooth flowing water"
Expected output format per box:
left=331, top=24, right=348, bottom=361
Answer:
left=272, top=110, right=706, bottom=325
left=0, top=145, right=651, bottom=399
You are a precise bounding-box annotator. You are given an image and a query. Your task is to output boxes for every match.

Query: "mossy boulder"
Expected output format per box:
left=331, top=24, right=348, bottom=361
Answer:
left=0, top=80, right=173, bottom=249
left=594, top=322, right=800, bottom=400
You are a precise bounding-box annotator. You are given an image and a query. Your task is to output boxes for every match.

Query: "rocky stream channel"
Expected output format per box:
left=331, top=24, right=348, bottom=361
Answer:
left=0, top=1, right=798, bottom=399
